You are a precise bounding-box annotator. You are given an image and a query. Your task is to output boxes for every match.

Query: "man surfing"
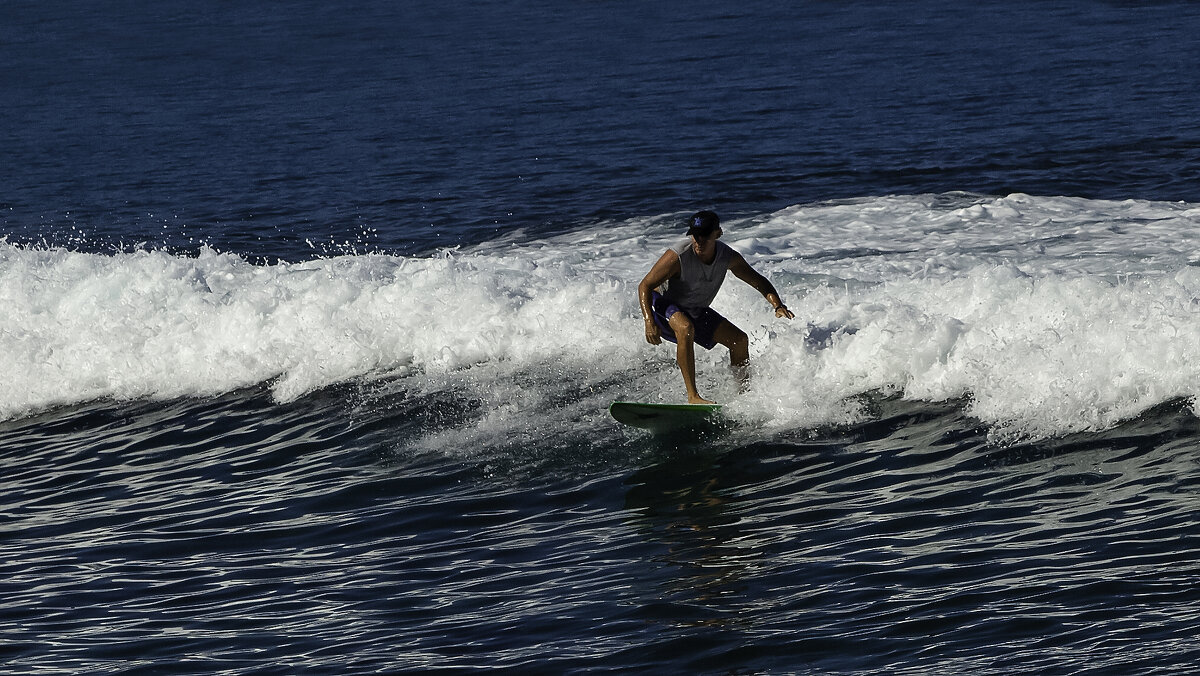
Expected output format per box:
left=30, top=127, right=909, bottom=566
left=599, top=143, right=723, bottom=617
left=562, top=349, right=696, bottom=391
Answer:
left=638, top=210, right=794, bottom=404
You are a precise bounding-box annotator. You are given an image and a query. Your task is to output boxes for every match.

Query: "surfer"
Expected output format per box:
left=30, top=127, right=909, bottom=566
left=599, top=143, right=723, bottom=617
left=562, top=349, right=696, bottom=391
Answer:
left=638, top=210, right=794, bottom=404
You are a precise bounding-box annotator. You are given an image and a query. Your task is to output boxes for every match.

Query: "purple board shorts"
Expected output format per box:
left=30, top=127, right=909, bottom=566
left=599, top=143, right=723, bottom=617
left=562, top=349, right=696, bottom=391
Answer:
left=650, top=291, right=727, bottom=350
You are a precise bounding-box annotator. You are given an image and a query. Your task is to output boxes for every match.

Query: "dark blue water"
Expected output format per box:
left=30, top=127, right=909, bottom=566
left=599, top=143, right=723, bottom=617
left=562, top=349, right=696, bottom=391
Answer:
left=6, top=1, right=1200, bottom=258
left=4, top=1, right=1200, bottom=673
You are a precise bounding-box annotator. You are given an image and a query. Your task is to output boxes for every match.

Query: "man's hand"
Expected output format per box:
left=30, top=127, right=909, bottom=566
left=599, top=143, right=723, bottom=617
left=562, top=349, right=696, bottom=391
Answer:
left=644, top=318, right=662, bottom=344
left=775, top=305, right=795, bottom=320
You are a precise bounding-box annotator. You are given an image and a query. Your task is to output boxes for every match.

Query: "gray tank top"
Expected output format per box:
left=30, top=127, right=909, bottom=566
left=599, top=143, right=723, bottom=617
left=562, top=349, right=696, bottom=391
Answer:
left=663, top=238, right=735, bottom=311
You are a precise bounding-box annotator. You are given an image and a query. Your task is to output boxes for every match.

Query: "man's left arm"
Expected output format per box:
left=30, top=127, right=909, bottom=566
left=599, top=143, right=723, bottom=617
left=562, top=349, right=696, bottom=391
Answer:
left=729, top=253, right=795, bottom=319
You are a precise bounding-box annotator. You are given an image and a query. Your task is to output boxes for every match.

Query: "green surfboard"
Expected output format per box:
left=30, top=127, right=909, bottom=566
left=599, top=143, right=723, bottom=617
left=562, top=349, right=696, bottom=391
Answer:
left=609, top=401, right=723, bottom=434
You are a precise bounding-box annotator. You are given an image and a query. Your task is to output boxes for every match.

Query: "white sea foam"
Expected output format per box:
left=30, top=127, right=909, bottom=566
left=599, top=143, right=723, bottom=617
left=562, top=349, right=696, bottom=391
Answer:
left=3, top=193, right=1199, bottom=439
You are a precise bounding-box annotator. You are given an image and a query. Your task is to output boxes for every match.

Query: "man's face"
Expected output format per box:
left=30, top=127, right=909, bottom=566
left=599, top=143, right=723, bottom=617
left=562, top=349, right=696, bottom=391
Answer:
left=691, top=229, right=720, bottom=256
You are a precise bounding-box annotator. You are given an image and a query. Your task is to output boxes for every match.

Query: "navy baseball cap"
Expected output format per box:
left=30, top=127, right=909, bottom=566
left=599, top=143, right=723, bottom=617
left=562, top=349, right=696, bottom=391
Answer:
left=686, top=211, right=720, bottom=237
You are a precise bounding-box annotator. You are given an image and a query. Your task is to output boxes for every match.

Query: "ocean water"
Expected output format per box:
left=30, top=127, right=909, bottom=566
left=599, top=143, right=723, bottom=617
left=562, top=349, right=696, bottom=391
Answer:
left=4, top=1, right=1200, bottom=673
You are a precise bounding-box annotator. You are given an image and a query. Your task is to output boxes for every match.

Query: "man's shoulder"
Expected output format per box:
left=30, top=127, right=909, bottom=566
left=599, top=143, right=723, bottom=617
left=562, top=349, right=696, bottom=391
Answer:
left=716, top=240, right=740, bottom=261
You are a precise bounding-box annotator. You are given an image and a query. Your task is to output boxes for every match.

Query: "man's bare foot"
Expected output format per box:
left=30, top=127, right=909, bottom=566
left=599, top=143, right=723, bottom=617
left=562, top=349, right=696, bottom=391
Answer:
left=687, top=395, right=717, bottom=405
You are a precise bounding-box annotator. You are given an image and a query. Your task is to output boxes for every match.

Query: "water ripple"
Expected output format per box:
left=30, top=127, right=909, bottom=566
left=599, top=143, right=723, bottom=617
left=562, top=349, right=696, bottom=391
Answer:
left=3, top=388, right=1200, bottom=673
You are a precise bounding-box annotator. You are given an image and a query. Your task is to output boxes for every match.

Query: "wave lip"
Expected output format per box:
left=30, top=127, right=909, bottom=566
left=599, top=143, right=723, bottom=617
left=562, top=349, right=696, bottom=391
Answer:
left=1, top=246, right=404, bottom=419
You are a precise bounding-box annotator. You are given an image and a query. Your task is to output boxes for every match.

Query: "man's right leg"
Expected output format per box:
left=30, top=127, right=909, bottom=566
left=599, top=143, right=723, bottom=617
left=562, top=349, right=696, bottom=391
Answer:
left=667, top=311, right=713, bottom=404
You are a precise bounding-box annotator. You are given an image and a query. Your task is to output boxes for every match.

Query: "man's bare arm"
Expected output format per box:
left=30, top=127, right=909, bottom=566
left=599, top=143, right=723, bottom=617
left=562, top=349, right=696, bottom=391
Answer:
left=729, top=253, right=795, bottom=319
left=637, top=250, right=681, bottom=344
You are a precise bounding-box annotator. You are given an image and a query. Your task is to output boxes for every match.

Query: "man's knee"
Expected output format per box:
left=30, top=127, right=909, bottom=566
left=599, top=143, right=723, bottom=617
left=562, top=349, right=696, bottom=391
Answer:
left=668, top=313, right=695, bottom=341
left=717, top=323, right=747, bottom=349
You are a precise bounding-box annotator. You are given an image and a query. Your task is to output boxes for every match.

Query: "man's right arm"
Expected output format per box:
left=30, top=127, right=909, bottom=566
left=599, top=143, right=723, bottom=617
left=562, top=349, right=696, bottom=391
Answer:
left=638, top=250, right=681, bottom=345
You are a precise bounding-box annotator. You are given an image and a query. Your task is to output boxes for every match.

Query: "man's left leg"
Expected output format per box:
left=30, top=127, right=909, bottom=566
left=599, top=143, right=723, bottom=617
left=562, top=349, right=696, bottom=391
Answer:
left=712, top=320, right=750, bottom=392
